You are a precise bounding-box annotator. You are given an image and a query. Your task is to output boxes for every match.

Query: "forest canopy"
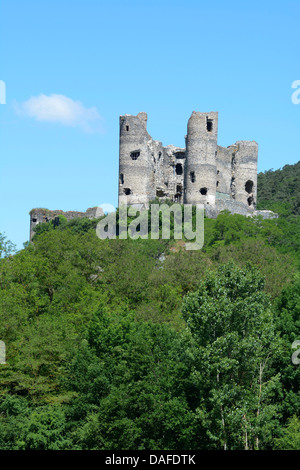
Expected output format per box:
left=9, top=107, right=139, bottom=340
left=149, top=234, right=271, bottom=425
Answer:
left=0, top=162, right=299, bottom=450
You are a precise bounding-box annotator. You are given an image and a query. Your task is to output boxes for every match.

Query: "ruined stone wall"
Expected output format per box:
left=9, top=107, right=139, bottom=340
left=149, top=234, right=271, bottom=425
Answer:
left=215, top=141, right=258, bottom=212
left=118, top=112, right=187, bottom=208
left=233, top=141, right=258, bottom=209
left=118, top=111, right=259, bottom=217
left=216, top=144, right=237, bottom=197
left=155, top=146, right=186, bottom=203
left=29, top=207, right=103, bottom=241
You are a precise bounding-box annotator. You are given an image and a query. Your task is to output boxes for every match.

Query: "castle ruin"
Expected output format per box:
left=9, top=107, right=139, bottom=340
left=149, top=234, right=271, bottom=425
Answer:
left=118, top=111, right=259, bottom=217
left=30, top=110, right=276, bottom=241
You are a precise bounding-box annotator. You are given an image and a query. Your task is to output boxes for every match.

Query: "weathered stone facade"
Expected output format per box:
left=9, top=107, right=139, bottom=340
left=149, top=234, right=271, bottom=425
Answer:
left=118, top=111, right=261, bottom=218
left=29, top=207, right=103, bottom=241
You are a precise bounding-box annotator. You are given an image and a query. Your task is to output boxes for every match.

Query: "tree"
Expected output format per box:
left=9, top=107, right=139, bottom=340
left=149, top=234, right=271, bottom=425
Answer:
left=273, top=274, right=300, bottom=420
left=64, top=310, right=199, bottom=450
left=274, top=415, right=300, bottom=450
left=257, top=161, right=300, bottom=216
left=0, top=233, right=16, bottom=258
left=182, top=262, right=282, bottom=450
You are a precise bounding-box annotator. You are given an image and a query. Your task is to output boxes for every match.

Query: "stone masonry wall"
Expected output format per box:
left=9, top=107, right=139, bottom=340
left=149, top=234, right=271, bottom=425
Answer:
left=29, top=207, right=103, bottom=241
left=118, top=111, right=260, bottom=218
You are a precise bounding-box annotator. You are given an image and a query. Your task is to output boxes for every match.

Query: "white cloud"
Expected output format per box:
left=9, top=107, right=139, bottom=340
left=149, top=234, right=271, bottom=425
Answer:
left=15, top=93, right=102, bottom=132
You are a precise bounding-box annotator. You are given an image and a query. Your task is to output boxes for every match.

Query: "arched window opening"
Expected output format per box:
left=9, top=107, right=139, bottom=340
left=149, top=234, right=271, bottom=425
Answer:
left=175, top=163, right=183, bottom=175
left=206, top=118, right=213, bottom=132
left=245, top=180, right=254, bottom=194
left=131, top=151, right=140, bottom=160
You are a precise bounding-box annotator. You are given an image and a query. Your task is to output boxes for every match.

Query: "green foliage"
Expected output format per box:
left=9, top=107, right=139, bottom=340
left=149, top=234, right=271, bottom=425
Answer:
left=203, top=210, right=300, bottom=269
left=32, top=215, right=103, bottom=240
left=0, top=233, right=16, bottom=258
left=274, top=415, right=300, bottom=450
left=182, top=263, right=282, bottom=449
left=0, top=395, right=72, bottom=449
left=209, top=238, right=296, bottom=299
left=257, top=161, right=300, bottom=216
left=272, top=275, right=300, bottom=420
left=63, top=317, right=197, bottom=450
left=0, top=168, right=300, bottom=454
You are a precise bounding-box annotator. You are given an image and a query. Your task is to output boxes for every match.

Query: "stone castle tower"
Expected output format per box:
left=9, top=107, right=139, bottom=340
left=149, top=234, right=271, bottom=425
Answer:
left=118, top=111, right=259, bottom=217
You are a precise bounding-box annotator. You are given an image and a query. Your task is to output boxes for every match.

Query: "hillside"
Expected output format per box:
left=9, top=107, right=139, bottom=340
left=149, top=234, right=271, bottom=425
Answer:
left=257, top=161, right=300, bottom=216
left=0, top=165, right=299, bottom=450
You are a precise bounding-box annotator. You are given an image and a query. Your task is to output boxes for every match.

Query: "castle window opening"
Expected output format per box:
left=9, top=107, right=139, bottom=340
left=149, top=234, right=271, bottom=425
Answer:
left=126, top=125, right=129, bottom=131
left=175, top=163, right=183, bottom=175
left=124, top=188, right=131, bottom=195
left=131, top=151, right=140, bottom=160
left=190, top=171, right=196, bottom=183
left=120, top=173, right=124, bottom=185
left=175, top=152, right=185, bottom=159
left=156, top=189, right=166, bottom=198
left=32, top=218, right=37, bottom=223
left=245, top=180, right=254, bottom=194
left=247, top=196, right=254, bottom=207
left=200, top=187, right=208, bottom=195
left=206, top=118, right=213, bottom=132
left=216, top=181, right=219, bottom=187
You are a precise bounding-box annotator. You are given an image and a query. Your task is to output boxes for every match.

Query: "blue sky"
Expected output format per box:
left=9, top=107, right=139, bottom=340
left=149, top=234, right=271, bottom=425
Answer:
left=0, top=0, right=299, bottom=249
